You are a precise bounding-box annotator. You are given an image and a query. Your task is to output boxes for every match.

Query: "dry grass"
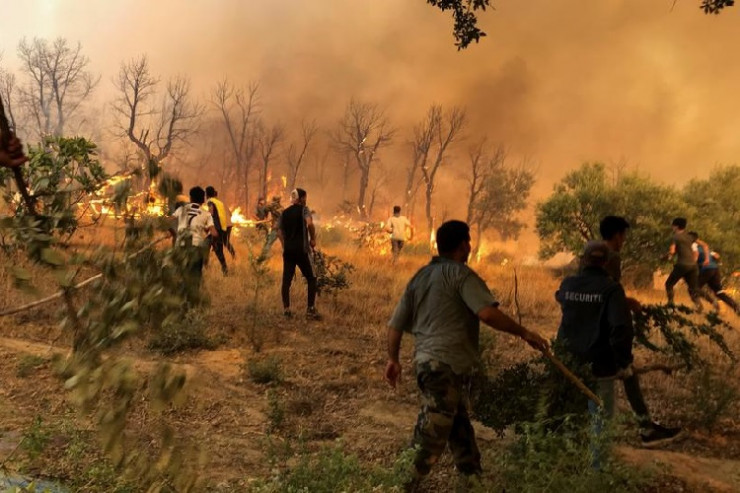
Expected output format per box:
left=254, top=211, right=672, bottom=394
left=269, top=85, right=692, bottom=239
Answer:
left=0, top=226, right=739, bottom=491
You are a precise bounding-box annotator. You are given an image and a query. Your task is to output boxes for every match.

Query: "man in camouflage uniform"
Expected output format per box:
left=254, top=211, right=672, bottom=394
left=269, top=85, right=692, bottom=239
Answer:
left=385, top=220, right=549, bottom=485
left=258, top=196, right=283, bottom=262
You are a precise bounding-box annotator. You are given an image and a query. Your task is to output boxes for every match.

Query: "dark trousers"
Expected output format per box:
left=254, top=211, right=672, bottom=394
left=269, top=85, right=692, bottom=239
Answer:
left=623, top=374, right=651, bottom=427
left=699, top=268, right=739, bottom=312
left=412, top=360, right=482, bottom=476
left=224, top=226, right=235, bottom=257
left=665, top=264, right=700, bottom=307
left=211, top=230, right=228, bottom=273
left=391, top=239, right=404, bottom=260
left=281, top=251, right=317, bottom=309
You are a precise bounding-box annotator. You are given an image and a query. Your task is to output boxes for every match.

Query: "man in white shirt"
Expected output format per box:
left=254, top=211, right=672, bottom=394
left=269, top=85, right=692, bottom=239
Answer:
left=386, top=205, right=413, bottom=262
left=172, top=186, right=217, bottom=291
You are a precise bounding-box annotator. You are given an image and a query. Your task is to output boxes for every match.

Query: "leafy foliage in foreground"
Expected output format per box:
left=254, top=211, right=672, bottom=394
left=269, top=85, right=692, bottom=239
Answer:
left=1, top=137, right=205, bottom=491
left=476, top=304, right=735, bottom=434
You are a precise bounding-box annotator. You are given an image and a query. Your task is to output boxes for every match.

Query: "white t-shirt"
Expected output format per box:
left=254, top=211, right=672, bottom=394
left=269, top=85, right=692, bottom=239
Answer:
left=174, top=203, right=213, bottom=247
left=386, top=215, right=412, bottom=241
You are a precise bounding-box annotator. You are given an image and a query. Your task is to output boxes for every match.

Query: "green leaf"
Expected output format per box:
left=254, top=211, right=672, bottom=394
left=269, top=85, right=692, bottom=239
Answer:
left=41, top=248, right=66, bottom=266
left=10, top=266, right=32, bottom=281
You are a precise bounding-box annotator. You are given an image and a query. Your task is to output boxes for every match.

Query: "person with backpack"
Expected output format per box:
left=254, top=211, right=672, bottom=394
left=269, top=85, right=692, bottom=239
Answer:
left=173, top=186, right=217, bottom=289
left=689, top=231, right=739, bottom=314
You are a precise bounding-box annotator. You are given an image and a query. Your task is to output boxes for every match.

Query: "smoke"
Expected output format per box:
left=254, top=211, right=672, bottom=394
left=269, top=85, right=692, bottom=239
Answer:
left=2, top=0, right=739, bottom=227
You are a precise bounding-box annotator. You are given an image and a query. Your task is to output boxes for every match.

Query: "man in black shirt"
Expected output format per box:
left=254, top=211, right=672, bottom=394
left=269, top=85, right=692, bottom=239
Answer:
left=278, top=188, right=320, bottom=320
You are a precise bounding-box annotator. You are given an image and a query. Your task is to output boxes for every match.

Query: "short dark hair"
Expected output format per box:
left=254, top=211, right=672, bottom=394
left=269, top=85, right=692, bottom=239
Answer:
left=189, top=186, right=205, bottom=204
left=293, top=188, right=307, bottom=200
left=599, top=216, right=630, bottom=240
left=688, top=231, right=699, bottom=241
left=205, top=186, right=217, bottom=198
left=672, top=217, right=687, bottom=229
left=436, top=220, right=470, bottom=254
left=393, top=205, right=401, bottom=214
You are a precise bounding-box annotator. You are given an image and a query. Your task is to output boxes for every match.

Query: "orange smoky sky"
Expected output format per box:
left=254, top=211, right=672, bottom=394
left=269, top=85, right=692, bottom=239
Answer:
left=2, top=0, right=740, bottom=203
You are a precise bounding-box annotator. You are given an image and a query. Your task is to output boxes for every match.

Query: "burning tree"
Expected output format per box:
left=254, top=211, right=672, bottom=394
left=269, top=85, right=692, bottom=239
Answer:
left=333, top=99, right=394, bottom=220
left=15, top=37, right=100, bottom=140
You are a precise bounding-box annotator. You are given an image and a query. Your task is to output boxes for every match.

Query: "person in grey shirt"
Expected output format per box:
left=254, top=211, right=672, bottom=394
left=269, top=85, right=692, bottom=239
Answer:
left=665, top=217, right=702, bottom=311
left=384, top=220, right=548, bottom=485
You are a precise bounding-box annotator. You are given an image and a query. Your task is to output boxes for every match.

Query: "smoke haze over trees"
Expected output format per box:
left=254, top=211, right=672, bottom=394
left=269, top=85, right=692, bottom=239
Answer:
left=1, top=0, right=740, bottom=250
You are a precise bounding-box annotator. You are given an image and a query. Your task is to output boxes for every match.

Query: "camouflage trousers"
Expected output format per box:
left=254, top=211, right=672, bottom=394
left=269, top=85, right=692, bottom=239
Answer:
left=411, top=360, right=482, bottom=476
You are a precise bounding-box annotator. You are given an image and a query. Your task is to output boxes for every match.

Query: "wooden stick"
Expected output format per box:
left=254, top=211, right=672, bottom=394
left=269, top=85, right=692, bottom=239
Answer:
left=0, top=236, right=170, bottom=318
left=510, top=268, right=603, bottom=406
left=542, top=348, right=604, bottom=407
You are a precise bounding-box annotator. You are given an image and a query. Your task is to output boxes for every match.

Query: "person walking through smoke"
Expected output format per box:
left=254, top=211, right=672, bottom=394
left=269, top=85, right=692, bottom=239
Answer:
left=582, top=218, right=682, bottom=447
left=278, top=188, right=321, bottom=320
left=386, top=205, right=413, bottom=262
left=258, top=196, right=283, bottom=262
left=205, top=186, right=229, bottom=275
left=385, top=220, right=549, bottom=488
left=172, top=186, right=217, bottom=297
left=689, top=231, right=739, bottom=314
left=665, top=217, right=702, bottom=311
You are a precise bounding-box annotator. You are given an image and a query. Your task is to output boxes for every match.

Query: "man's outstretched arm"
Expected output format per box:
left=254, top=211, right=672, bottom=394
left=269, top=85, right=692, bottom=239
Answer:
left=477, top=305, right=549, bottom=352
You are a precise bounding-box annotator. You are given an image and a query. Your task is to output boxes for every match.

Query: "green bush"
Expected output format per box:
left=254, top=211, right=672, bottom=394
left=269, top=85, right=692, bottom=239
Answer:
left=247, top=356, right=283, bottom=385
left=483, top=417, right=651, bottom=493
left=16, top=355, right=46, bottom=378
left=251, top=441, right=415, bottom=492
left=148, top=311, right=218, bottom=355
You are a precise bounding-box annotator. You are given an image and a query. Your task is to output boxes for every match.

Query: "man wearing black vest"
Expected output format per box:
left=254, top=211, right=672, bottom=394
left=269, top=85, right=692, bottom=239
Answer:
left=278, top=188, right=320, bottom=320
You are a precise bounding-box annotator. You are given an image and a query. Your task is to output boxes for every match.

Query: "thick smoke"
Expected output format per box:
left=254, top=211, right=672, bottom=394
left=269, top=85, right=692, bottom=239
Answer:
left=2, top=0, right=739, bottom=226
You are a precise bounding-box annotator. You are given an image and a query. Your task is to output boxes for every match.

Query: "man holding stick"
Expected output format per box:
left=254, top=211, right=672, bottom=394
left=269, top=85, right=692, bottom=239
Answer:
left=385, top=220, right=548, bottom=486
left=558, top=240, right=681, bottom=448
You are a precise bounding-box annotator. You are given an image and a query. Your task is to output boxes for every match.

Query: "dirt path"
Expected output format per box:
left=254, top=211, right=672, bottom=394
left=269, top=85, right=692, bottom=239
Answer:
left=617, top=446, right=740, bottom=492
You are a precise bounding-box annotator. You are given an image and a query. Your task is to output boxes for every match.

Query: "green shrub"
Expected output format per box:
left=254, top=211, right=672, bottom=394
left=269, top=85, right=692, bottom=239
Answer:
left=247, top=356, right=283, bottom=385
left=266, top=390, right=285, bottom=432
left=16, top=355, right=46, bottom=378
left=251, top=441, right=415, bottom=492
left=482, top=416, right=650, bottom=493
left=685, top=364, right=739, bottom=430
left=148, top=311, right=218, bottom=355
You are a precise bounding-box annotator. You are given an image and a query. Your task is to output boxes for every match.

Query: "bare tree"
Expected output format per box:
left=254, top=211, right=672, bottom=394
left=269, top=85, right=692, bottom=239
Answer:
left=112, top=55, right=202, bottom=182
left=255, top=121, right=284, bottom=199
left=0, top=56, right=18, bottom=133
left=16, top=37, right=99, bottom=139
left=405, top=107, right=436, bottom=222
left=212, top=79, right=259, bottom=208
left=414, top=105, right=466, bottom=234
left=285, top=120, right=317, bottom=191
left=333, top=99, right=393, bottom=219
